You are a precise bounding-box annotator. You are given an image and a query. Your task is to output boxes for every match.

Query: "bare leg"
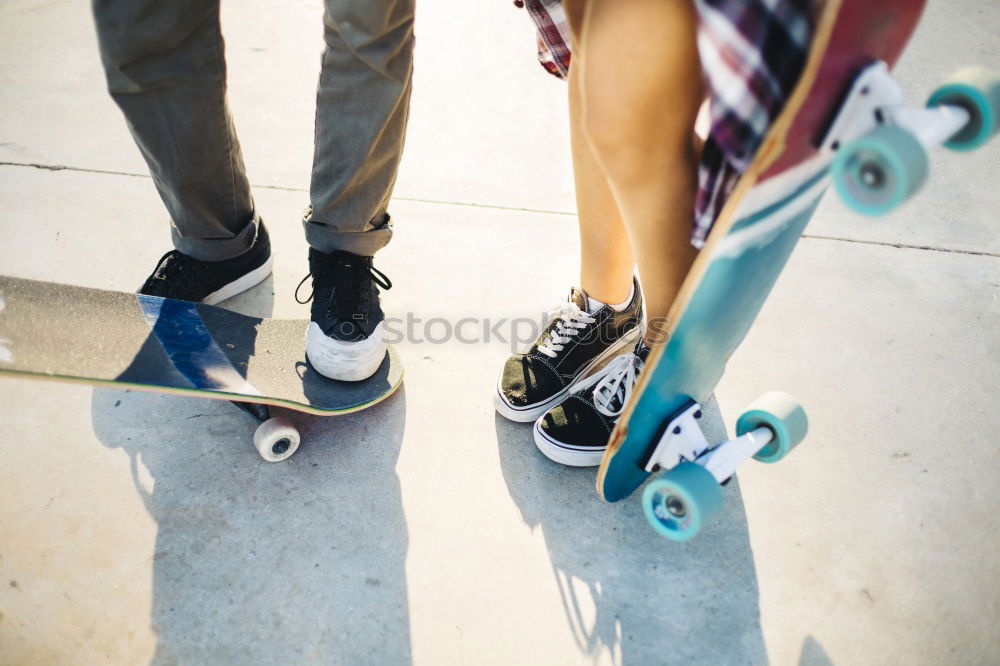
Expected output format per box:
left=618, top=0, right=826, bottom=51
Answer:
left=568, top=0, right=702, bottom=345
left=566, top=32, right=634, bottom=305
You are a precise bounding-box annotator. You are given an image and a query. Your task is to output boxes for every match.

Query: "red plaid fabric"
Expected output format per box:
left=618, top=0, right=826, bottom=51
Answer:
left=518, top=0, right=572, bottom=78
left=516, top=0, right=815, bottom=247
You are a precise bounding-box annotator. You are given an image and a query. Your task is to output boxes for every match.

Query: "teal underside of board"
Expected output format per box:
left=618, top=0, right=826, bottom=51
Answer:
left=601, top=172, right=829, bottom=502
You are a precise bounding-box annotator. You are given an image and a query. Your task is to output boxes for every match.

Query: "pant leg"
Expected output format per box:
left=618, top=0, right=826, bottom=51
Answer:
left=92, top=0, right=257, bottom=261
left=305, top=0, right=416, bottom=256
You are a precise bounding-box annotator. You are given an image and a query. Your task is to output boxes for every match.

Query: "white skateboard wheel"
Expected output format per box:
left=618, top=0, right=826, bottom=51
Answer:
left=253, top=416, right=300, bottom=462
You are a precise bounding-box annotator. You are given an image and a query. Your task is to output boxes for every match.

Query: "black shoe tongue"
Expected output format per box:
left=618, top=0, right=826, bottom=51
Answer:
left=568, top=287, right=588, bottom=311
left=635, top=339, right=651, bottom=362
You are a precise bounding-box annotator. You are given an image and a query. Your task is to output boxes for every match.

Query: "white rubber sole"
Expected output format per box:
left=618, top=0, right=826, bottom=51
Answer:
left=202, top=255, right=274, bottom=305
left=493, top=325, right=642, bottom=423
left=533, top=418, right=605, bottom=467
left=493, top=383, right=575, bottom=423
left=306, top=321, right=388, bottom=381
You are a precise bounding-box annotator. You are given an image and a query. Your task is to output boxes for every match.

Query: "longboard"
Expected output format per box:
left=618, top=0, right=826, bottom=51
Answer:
left=0, top=275, right=403, bottom=461
left=597, top=0, right=1000, bottom=540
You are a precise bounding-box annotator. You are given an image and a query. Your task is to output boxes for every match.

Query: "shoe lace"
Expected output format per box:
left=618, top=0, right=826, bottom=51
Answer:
left=144, top=251, right=208, bottom=296
left=569, top=352, right=645, bottom=418
left=294, top=256, right=392, bottom=323
left=536, top=302, right=596, bottom=359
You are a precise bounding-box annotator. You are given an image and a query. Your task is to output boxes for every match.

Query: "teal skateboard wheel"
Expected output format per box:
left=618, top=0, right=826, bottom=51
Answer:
left=737, top=391, right=808, bottom=464
left=833, top=125, right=928, bottom=216
left=927, top=67, right=1000, bottom=151
left=642, top=462, right=724, bottom=541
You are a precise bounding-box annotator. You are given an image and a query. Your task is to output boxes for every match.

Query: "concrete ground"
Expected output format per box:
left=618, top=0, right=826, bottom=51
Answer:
left=1, top=1, right=998, bottom=664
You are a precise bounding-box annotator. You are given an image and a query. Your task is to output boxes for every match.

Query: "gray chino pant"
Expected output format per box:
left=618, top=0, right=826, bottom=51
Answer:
left=93, top=0, right=414, bottom=261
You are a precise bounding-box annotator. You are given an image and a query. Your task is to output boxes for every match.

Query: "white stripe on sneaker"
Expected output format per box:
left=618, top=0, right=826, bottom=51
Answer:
left=532, top=418, right=605, bottom=467
left=202, top=254, right=274, bottom=305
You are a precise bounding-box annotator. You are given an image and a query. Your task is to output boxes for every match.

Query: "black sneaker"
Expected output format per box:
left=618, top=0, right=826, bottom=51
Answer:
left=533, top=339, right=651, bottom=467
left=494, top=278, right=643, bottom=422
left=139, top=221, right=273, bottom=305
left=298, top=248, right=392, bottom=381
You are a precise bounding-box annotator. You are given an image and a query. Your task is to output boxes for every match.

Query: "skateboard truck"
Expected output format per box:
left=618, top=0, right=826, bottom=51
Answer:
left=233, top=400, right=270, bottom=423
left=639, top=393, right=808, bottom=541
left=823, top=61, right=998, bottom=215
left=820, top=61, right=970, bottom=157
left=643, top=402, right=709, bottom=473
left=642, top=401, right=775, bottom=484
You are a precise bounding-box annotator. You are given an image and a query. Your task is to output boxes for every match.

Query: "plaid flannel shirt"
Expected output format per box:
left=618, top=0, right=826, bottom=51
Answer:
left=517, top=0, right=815, bottom=247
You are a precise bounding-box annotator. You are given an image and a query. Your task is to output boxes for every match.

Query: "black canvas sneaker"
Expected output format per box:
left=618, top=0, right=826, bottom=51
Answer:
left=139, top=221, right=273, bottom=305
left=494, top=279, right=643, bottom=422
left=533, top=339, right=651, bottom=467
left=299, top=248, right=392, bottom=381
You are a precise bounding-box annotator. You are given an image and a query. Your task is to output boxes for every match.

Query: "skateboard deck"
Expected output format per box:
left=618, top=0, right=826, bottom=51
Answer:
left=597, top=0, right=935, bottom=533
left=0, top=275, right=403, bottom=459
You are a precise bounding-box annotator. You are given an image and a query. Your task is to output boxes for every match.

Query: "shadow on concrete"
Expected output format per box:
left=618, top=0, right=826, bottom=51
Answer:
left=495, top=397, right=767, bottom=666
left=798, top=636, right=833, bottom=666
left=89, top=379, right=410, bottom=664
left=216, top=273, right=277, bottom=319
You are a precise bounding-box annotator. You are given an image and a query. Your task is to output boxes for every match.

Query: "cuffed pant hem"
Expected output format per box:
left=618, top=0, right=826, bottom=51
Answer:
left=303, top=215, right=393, bottom=256
left=171, top=212, right=260, bottom=262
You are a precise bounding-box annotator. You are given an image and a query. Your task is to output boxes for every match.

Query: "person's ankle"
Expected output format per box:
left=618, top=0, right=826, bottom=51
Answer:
left=583, top=280, right=636, bottom=314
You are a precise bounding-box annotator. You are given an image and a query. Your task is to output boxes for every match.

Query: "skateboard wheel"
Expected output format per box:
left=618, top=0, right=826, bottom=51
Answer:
left=642, top=463, right=723, bottom=541
left=253, top=416, right=300, bottom=462
left=927, top=67, right=1000, bottom=151
left=833, top=125, right=928, bottom=216
left=737, top=391, right=808, bottom=464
